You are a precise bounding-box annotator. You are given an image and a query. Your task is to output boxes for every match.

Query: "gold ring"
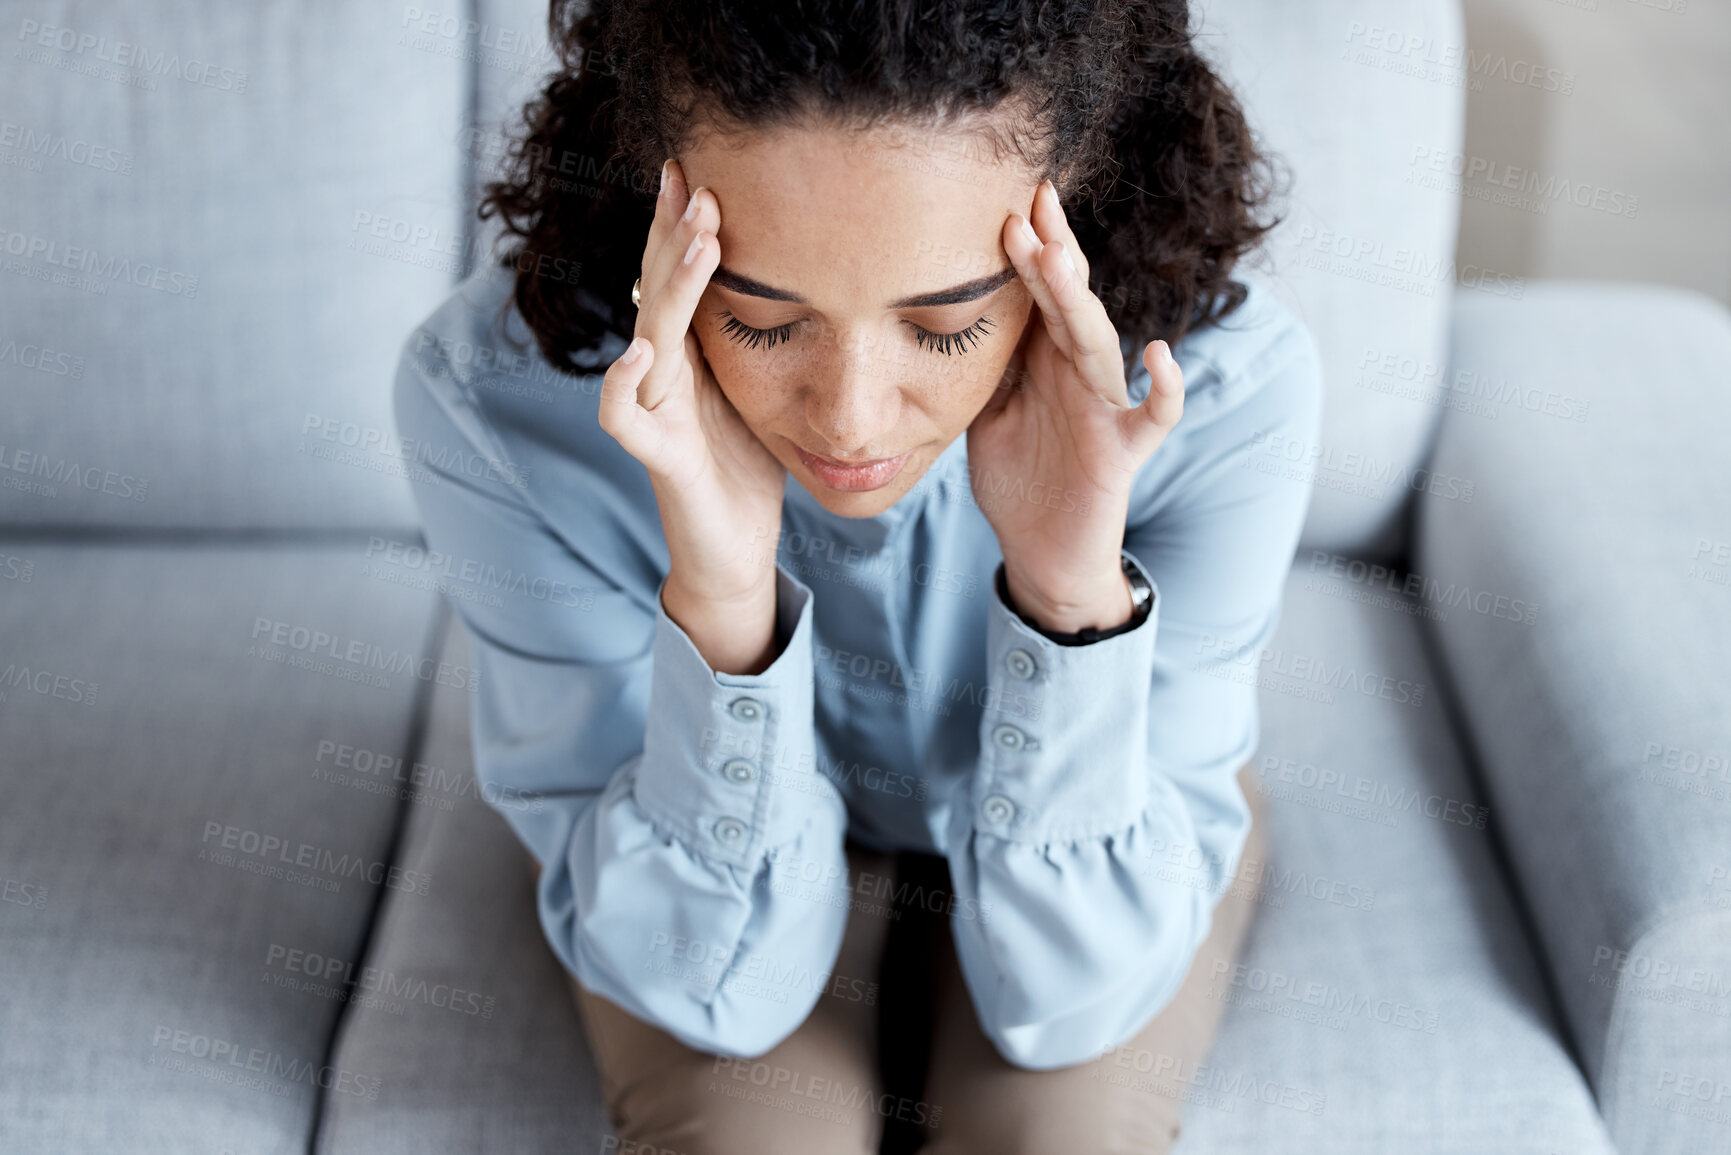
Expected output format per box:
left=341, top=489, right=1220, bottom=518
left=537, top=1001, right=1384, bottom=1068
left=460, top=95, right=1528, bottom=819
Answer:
left=631, top=278, right=642, bottom=308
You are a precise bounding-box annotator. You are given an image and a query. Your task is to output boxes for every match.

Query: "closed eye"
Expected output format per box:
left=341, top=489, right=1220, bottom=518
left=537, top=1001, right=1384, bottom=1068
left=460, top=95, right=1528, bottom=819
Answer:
left=909, top=316, right=995, bottom=356
left=716, top=311, right=996, bottom=357
left=717, top=311, right=798, bottom=350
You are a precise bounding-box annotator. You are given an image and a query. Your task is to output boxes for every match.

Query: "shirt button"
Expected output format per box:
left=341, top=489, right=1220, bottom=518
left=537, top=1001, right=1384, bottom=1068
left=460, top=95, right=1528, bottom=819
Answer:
left=981, top=794, right=1016, bottom=825
left=729, top=697, right=764, bottom=723
left=1005, top=648, right=1037, bottom=680
left=992, top=723, right=1026, bottom=751
left=713, top=817, right=748, bottom=846
left=722, top=759, right=758, bottom=785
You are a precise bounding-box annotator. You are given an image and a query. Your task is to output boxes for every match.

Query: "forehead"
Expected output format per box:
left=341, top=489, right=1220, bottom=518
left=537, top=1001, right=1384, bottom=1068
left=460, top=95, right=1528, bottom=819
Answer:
left=682, top=119, right=1038, bottom=306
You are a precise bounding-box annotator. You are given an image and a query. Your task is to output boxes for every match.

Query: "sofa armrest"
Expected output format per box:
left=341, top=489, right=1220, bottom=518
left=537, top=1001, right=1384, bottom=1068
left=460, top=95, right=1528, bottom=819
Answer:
left=1414, top=283, right=1731, bottom=1155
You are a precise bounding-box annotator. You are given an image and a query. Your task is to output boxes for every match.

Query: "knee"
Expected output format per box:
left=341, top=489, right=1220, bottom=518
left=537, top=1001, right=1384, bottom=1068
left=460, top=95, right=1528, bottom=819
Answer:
left=606, top=1119, right=875, bottom=1155
left=927, top=1082, right=1179, bottom=1155
left=932, top=1117, right=1178, bottom=1155
left=604, top=1112, right=877, bottom=1155
left=602, top=1067, right=881, bottom=1155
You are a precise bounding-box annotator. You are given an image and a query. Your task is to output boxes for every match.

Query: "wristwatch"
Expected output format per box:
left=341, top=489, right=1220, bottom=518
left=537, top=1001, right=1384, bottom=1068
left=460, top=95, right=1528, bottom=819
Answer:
left=995, top=553, right=1154, bottom=647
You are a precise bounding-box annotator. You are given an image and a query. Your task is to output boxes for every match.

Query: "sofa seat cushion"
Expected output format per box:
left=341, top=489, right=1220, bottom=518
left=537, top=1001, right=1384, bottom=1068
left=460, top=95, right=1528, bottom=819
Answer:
left=0, top=539, right=440, bottom=1151
left=1172, top=568, right=1615, bottom=1153
left=316, top=624, right=612, bottom=1154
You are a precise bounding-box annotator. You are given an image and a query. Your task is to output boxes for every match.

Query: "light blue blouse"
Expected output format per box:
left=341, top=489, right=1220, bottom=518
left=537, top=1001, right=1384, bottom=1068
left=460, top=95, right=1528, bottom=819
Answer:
left=393, top=258, right=1322, bottom=1071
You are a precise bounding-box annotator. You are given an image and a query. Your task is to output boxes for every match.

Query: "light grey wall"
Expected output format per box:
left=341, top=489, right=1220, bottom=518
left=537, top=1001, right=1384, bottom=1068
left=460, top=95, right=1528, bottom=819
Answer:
left=1457, top=0, right=1731, bottom=305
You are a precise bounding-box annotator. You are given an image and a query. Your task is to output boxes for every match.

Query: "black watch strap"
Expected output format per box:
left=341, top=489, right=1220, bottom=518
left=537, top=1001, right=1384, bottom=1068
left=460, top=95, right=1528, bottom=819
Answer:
left=995, top=556, right=1152, bottom=647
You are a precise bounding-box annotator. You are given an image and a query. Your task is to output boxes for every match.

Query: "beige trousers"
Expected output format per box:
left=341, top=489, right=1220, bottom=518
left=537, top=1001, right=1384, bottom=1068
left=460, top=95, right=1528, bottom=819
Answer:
left=544, top=764, right=1268, bottom=1155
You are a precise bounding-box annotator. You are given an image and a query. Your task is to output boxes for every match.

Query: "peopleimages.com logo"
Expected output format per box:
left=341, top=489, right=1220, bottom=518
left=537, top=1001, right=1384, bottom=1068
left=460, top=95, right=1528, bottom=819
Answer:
left=0, top=227, right=198, bottom=296
left=16, top=19, right=249, bottom=93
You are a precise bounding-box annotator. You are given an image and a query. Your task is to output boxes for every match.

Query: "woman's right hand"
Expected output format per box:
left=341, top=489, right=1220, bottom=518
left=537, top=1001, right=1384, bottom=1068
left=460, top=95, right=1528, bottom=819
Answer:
left=599, top=159, right=789, bottom=673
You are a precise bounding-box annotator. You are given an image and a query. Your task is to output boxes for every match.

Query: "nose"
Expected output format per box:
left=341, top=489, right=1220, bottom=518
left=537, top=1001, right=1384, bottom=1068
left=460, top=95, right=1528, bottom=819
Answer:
left=802, top=335, right=905, bottom=459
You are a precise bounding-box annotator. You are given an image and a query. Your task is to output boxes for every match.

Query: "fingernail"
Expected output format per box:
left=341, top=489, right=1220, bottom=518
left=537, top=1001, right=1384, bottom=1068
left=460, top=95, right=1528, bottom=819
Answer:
left=659, top=160, right=669, bottom=197
left=1058, top=242, right=1077, bottom=273
left=1019, top=215, right=1039, bottom=248
left=682, top=189, right=703, bottom=223
left=682, top=234, right=703, bottom=265
left=621, top=337, right=644, bottom=365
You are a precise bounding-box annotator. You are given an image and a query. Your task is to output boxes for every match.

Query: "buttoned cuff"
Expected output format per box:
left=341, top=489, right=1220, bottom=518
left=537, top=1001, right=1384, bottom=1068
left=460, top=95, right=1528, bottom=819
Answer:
left=633, top=562, right=843, bottom=869
left=969, top=549, right=1161, bottom=844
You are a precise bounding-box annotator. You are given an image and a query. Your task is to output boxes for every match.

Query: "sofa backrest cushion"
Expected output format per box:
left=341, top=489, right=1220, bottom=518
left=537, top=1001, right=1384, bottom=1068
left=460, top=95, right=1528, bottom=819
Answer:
left=0, top=2, right=467, bottom=530
left=1196, top=0, right=1467, bottom=562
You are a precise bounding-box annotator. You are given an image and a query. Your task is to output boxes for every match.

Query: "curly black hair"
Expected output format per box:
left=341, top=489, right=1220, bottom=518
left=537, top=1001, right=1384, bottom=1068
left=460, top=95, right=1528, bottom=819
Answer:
left=479, top=0, right=1282, bottom=376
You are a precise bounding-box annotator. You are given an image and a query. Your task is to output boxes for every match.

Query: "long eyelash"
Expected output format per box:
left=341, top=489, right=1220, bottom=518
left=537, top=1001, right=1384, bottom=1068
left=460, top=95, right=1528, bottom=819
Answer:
left=717, top=311, right=798, bottom=350
left=912, top=316, right=995, bottom=357
left=717, top=312, right=995, bottom=356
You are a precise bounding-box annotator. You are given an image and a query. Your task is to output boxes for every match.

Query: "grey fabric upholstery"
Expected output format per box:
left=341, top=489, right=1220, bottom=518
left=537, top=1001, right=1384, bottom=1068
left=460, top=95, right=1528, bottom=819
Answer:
left=1154, top=570, right=1615, bottom=1153
left=0, top=1, right=463, bottom=531
left=315, top=571, right=1617, bottom=1154
left=1196, top=0, right=1467, bottom=561
left=4, top=0, right=1723, bottom=1149
left=0, top=541, right=439, bottom=1151
left=316, top=622, right=614, bottom=1154
left=1414, top=283, right=1731, bottom=1155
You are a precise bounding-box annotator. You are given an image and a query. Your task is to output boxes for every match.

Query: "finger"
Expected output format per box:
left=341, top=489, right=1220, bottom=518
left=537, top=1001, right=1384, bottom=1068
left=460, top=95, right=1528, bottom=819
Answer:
left=646, top=177, right=720, bottom=301
left=645, top=157, right=684, bottom=271
left=1126, top=339, right=1185, bottom=455
left=635, top=176, right=723, bottom=409
left=1010, top=197, right=1114, bottom=379
left=1002, top=211, right=1071, bottom=356
left=637, top=226, right=719, bottom=411
left=598, top=336, right=657, bottom=452
left=1004, top=211, right=1125, bottom=403
left=1030, top=179, right=1088, bottom=284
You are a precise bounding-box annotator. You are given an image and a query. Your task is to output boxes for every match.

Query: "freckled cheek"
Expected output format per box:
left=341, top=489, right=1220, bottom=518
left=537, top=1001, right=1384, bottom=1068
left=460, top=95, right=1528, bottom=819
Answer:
left=695, top=333, right=799, bottom=426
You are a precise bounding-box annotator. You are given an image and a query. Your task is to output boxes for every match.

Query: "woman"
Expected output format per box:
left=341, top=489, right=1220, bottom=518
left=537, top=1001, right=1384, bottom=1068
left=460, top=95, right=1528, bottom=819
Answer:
left=395, top=0, right=1321, bottom=1150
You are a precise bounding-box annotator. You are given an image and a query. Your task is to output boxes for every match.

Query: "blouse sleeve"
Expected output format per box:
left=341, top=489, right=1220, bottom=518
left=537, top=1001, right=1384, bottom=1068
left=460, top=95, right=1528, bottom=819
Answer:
left=393, top=330, right=853, bottom=1059
left=940, top=307, right=1324, bottom=1070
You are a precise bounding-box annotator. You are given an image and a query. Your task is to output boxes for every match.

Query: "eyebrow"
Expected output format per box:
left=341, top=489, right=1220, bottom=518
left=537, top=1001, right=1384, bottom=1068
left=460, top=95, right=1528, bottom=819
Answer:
left=710, top=264, right=1020, bottom=309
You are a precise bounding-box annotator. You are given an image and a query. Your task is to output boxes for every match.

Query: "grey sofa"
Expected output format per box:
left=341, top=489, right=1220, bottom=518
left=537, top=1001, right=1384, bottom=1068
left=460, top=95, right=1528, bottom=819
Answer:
left=3, top=1, right=1727, bottom=1152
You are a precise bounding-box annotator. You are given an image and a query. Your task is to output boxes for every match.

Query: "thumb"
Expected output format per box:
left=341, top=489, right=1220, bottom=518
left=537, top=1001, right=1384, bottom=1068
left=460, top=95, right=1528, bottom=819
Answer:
left=1129, top=339, right=1184, bottom=454
left=597, top=336, right=656, bottom=453
left=974, top=337, right=1029, bottom=429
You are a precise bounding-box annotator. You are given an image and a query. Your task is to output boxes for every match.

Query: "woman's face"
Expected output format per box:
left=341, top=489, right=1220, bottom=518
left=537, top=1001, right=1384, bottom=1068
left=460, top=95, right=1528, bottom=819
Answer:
left=680, top=120, right=1041, bottom=519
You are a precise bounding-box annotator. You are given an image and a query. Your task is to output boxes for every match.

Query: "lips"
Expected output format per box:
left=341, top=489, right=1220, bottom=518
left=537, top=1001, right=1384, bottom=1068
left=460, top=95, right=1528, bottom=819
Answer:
left=794, top=445, right=913, bottom=493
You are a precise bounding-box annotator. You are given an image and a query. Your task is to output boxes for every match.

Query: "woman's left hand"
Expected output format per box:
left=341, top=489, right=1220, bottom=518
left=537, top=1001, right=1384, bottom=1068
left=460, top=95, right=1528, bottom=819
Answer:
left=966, top=179, right=1186, bottom=634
